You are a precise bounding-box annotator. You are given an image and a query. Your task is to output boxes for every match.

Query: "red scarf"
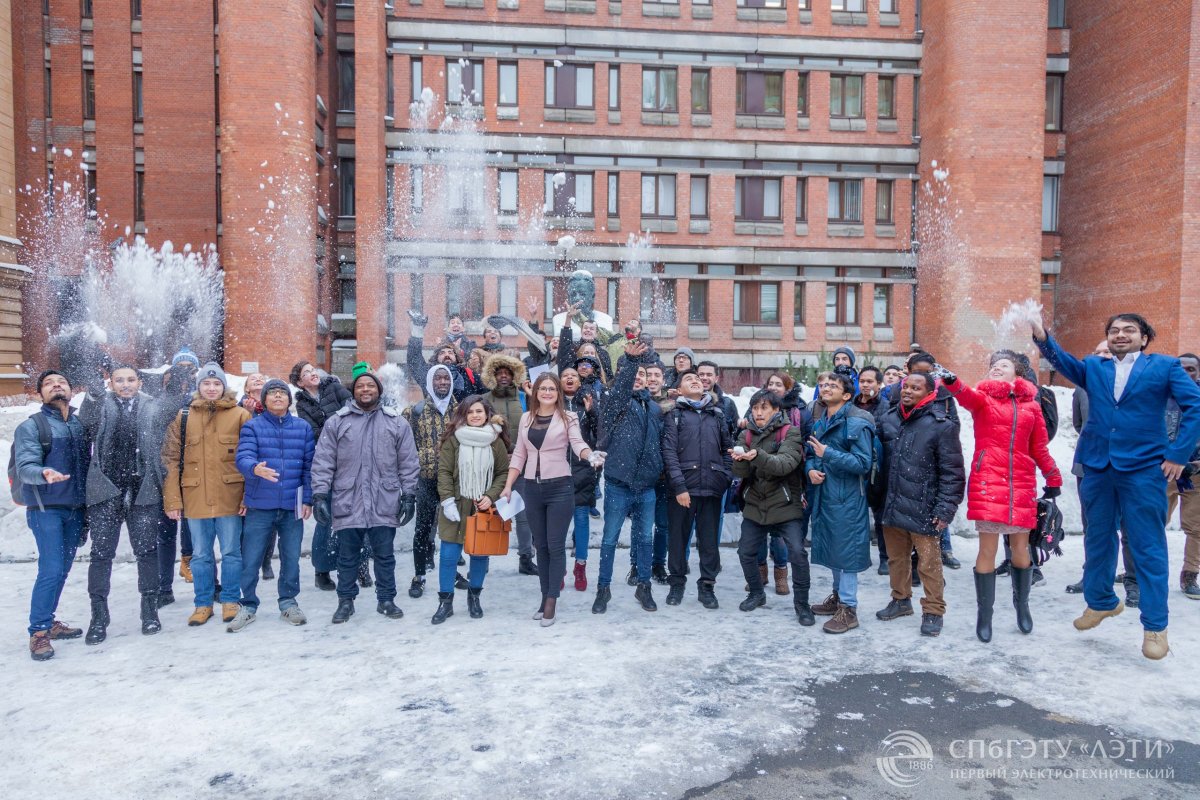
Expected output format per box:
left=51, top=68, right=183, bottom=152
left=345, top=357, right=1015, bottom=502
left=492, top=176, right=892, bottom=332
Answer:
left=899, top=390, right=937, bottom=420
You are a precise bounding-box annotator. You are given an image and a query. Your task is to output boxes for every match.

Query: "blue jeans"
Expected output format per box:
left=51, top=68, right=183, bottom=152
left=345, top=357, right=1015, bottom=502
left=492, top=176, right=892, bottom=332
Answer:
left=940, top=527, right=953, bottom=553
left=572, top=505, right=591, bottom=562
left=188, top=515, right=243, bottom=606
left=241, top=509, right=303, bottom=612
left=757, top=533, right=789, bottom=566
left=830, top=568, right=859, bottom=608
left=632, top=485, right=670, bottom=567
left=438, top=540, right=488, bottom=593
left=27, top=508, right=83, bottom=635
left=599, top=481, right=655, bottom=587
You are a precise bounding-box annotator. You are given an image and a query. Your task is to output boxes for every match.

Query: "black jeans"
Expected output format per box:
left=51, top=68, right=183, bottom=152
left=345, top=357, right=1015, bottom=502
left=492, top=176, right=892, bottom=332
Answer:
left=337, top=526, right=397, bottom=601
left=667, top=494, right=723, bottom=587
left=524, top=477, right=574, bottom=601
left=156, top=513, right=192, bottom=594
left=738, top=517, right=811, bottom=601
left=413, top=476, right=439, bottom=575
left=88, top=493, right=161, bottom=600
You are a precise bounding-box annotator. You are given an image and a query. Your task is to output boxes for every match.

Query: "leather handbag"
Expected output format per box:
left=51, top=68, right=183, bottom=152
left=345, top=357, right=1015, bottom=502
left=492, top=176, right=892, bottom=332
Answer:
left=465, top=507, right=512, bottom=557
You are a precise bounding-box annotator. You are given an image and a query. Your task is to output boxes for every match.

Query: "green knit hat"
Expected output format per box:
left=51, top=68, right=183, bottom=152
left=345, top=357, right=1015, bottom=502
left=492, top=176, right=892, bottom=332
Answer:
left=351, top=360, right=371, bottom=380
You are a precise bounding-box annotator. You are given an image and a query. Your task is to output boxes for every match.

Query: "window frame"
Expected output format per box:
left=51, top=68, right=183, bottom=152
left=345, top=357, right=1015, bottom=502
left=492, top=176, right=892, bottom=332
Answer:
left=689, top=175, right=709, bottom=219
left=691, top=69, right=711, bottom=114
left=873, top=284, right=892, bottom=327
left=411, top=57, right=423, bottom=102
left=544, top=171, right=595, bottom=217
left=825, top=282, right=859, bottom=326
left=640, top=174, right=676, bottom=219
left=736, top=70, right=784, bottom=116
left=880, top=0, right=897, bottom=12
left=1045, top=74, right=1064, bottom=132
left=1042, top=175, right=1060, bottom=233
left=497, top=170, right=519, bottom=214
left=827, top=178, right=863, bottom=223
left=797, top=72, right=809, bottom=117
left=447, top=273, right=485, bottom=322
left=446, top=59, right=483, bottom=105
left=875, top=179, right=894, bottom=224
left=734, top=176, right=783, bottom=222
left=877, top=75, right=896, bottom=120
left=639, top=278, right=678, bottom=325
left=1048, top=0, right=1066, bottom=28
left=733, top=281, right=780, bottom=324
left=830, top=73, right=864, bottom=119
left=498, top=62, right=519, bottom=107
left=608, top=65, right=621, bottom=110
left=831, top=0, right=865, bottom=10
left=795, top=177, right=807, bottom=222
left=134, top=169, right=145, bottom=223
left=133, top=71, right=144, bottom=122
left=339, top=158, right=356, bottom=217
left=337, top=54, right=355, bottom=112
left=792, top=282, right=805, bottom=325
left=82, top=66, right=95, bottom=119
left=607, top=172, right=619, bottom=216
left=545, top=62, right=595, bottom=110
left=641, top=66, right=679, bottom=112
left=688, top=280, right=708, bottom=323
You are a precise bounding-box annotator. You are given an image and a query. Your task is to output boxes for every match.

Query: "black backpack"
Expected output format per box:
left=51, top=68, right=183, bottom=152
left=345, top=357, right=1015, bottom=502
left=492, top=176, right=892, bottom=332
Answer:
left=1030, top=497, right=1065, bottom=566
left=8, top=413, right=53, bottom=507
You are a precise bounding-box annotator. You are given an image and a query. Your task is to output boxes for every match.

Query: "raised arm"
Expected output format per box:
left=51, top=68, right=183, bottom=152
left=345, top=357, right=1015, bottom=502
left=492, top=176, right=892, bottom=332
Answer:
left=1034, top=332, right=1088, bottom=389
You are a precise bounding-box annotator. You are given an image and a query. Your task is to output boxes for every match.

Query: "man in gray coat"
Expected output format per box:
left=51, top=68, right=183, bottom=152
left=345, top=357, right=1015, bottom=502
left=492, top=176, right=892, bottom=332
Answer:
left=311, top=370, right=420, bottom=624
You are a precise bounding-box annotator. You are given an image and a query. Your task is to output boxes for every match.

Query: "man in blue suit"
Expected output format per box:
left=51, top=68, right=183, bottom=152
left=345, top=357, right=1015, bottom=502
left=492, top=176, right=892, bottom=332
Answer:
left=1034, top=313, right=1200, bottom=660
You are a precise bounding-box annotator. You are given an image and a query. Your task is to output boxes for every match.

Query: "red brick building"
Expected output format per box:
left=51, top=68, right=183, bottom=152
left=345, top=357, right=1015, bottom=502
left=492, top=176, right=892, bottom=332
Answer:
left=8, top=1, right=1185, bottom=386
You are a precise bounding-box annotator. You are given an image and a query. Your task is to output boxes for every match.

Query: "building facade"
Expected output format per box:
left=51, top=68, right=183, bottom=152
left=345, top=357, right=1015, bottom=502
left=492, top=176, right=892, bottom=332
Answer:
left=10, top=1, right=1187, bottom=387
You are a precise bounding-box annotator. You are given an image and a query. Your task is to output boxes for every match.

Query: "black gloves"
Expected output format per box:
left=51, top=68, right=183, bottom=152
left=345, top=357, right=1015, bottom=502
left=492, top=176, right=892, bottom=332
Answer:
left=398, top=494, right=416, bottom=527
left=312, top=493, right=332, bottom=527
left=1042, top=486, right=1061, bottom=499
left=406, top=309, right=429, bottom=326
left=931, top=363, right=957, bottom=385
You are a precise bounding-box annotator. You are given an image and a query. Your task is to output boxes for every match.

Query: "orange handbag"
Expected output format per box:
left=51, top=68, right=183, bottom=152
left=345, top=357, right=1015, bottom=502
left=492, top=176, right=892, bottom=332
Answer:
left=465, top=507, right=512, bottom=557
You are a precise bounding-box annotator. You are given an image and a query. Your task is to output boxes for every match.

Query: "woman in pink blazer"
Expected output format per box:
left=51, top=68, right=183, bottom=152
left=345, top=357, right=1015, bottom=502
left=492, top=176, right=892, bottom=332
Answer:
left=502, top=373, right=598, bottom=626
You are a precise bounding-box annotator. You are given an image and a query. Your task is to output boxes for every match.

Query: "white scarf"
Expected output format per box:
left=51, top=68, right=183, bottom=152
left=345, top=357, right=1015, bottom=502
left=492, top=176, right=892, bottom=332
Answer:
left=454, top=423, right=500, bottom=501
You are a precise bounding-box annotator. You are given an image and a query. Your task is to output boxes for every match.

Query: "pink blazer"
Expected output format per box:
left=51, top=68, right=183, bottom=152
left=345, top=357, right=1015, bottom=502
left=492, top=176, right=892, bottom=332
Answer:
left=510, top=410, right=589, bottom=481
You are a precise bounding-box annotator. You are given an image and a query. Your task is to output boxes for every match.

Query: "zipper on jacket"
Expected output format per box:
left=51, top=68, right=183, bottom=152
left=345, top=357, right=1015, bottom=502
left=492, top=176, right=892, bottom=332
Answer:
left=974, top=448, right=986, bottom=472
left=1008, top=393, right=1018, bottom=524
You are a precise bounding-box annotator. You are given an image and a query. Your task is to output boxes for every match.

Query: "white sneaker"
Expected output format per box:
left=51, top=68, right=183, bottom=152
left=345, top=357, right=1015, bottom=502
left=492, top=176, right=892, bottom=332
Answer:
left=226, top=608, right=255, bottom=633
left=281, top=606, right=307, bottom=626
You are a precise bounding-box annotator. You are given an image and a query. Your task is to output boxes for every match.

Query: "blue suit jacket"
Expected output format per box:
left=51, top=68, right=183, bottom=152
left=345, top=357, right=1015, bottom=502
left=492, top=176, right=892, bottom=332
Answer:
left=1036, top=334, right=1200, bottom=471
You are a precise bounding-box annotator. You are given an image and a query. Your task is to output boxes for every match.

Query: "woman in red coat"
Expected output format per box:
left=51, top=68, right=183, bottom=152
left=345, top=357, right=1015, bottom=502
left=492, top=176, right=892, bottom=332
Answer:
left=942, top=351, right=1062, bottom=643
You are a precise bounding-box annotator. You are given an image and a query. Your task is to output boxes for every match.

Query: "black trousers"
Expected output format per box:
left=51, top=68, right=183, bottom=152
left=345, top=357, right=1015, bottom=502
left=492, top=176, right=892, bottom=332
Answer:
left=412, top=476, right=439, bottom=575
left=524, top=477, right=574, bottom=601
left=667, top=494, right=723, bottom=587
left=738, top=517, right=811, bottom=601
left=87, top=493, right=161, bottom=600
left=337, top=526, right=397, bottom=601
left=156, top=514, right=191, bottom=594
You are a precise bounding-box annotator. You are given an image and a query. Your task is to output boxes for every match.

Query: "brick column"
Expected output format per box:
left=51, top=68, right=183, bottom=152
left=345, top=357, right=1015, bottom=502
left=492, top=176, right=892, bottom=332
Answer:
left=353, top=1, right=388, bottom=369
left=217, top=0, right=316, bottom=377
left=915, top=0, right=1046, bottom=378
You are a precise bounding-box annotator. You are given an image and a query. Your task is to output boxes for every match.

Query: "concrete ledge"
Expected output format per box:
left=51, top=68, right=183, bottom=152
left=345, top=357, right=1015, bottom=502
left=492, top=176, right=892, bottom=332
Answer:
left=447, top=104, right=484, bottom=120
left=445, top=0, right=484, bottom=6
left=877, top=118, right=898, bottom=132
left=796, top=116, right=810, bottom=130
left=545, top=108, right=597, bottom=123
left=735, top=114, right=786, bottom=129
left=793, top=325, right=807, bottom=340
left=873, top=327, right=895, bottom=342
left=606, top=217, right=621, bottom=231
left=733, top=325, right=781, bottom=340
left=498, top=215, right=519, bottom=228
left=829, top=117, right=867, bottom=131
left=497, top=106, right=520, bottom=120
left=692, top=113, right=712, bottom=127
left=735, top=8, right=786, bottom=22
left=608, top=1, right=622, bottom=13
left=831, top=11, right=868, bottom=25
left=545, top=0, right=596, bottom=12
left=735, top=221, right=784, bottom=236
left=799, top=10, right=812, bottom=22
left=644, top=323, right=677, bottom=338
left=691, top=6, right=713, bottom=19
left=828, top=223, right=864, bottom=237
left=826, top=325, right=862, bottom=341
left=546, top=216, right=596, bottom=231
left=641, top=111, right=680, bottom=126
left=336, top=112, right=356, bottom=127
left=643, top=2, right=680, bottom=18
left=794, top=222, right=809, bottom=236
left=689, top=219, right=710, bottom=234
left=499, top=0, right=520, bottom=7
left=875, top=224, right=896, bottom=238
left=880, top=11, right=900, bottom=26
left=641, top=218, right=678, bottom=233
left=688, top=324, right=709, bottom=339
left=608, top=110, right=622, bottom=124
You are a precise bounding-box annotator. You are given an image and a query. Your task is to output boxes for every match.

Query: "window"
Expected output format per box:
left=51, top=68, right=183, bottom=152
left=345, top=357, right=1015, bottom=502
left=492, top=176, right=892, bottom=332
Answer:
left=793, top=283, right=805, bottom=324
left=826, top=284, right=858, bottom=325
left=880, top=0, right=897, bottom=11
left=44, top=67, right=51, bottom=118
left=642, top=67, right=678, bottom=112
left=339, top=158, right=355, bottom=216
left=639, top=279, right=676, bottom=324
left=545, top=63, right=594, bottom=109
left=608, top=65, right=620, bottom=110
left=734, top=282, right=779, bottom=324
left=386, top=55, right=395, bottom=118
left=873, top=284, right=892, bottom=326
left=499, top=277, right=518, bottom=318
left=831, top=0, right=865, bottom=10
left=134, top=170, right=145, bottom=222
left=133, top=72, right=143, bottom=121
left=735, top=177, right=782, bottom=221
left=337, top=54, right=355, bottom=111
left=411, top=167, right=424, bottom=212
left=447, top=274, right=485, bottom=321
left=797, top=72, right=809, bottom=116
left=341, top=280, right=356, bottom=314
left=411, top=58, right=423, bottom=102
left=688, top=281, right=708, bottom=323
left=830, top=74, right=863, bottom=118
left=875, top=180, right=893, bottom=223
left=82, top=0, right=93, bottom=17
left=499, top=62, right=519, bottom=106
left=736, top=71, right=783, bottom=115
left=607, top=280, right=619, bottom=320
left=85, top=168, right=97, bottom=216
left=691, top=69, right=710, bottom=113
left=607, top=173, right=619, bottom=215
left=82, top=67, right=95, bottom=119
left=798, top=0, right=810, bottom=7
left=795, top=177, right=807, bottom=221
left=689, top=175, right=708, bottom=218
left=1042, top=175, right=1059, bottom=233
left=498, top=170, right=518, bottom=214
left=827, top=178, right=863, bottom=222
left=877, top=76, right=895, bottom=119
left=449, top=176, right=479, bottom=216
left=131, top=0, right=142, bottom=18
left=544, top=171, right=594, bottom=216
left=1045, top=74, right=1064, bottom=131
left=1048, top=0, right=1065, bottom=28
left=447, top=59, right=482, bottom=104
left=640, top=174, right=676, bottom=217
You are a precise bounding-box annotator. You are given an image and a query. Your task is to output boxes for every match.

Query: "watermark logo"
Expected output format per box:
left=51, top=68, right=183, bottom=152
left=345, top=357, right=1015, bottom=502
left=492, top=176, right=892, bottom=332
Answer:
left=877, top=730, right=935, bottom=788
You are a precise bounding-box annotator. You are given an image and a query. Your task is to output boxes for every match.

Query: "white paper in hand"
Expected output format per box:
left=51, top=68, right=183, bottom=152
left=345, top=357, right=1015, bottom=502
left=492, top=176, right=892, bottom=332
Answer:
left=496, top=491, right=525, bottom=522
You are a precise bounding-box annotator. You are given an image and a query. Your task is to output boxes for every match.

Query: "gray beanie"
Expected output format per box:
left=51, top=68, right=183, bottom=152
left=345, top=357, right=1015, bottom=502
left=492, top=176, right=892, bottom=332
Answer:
left=259, top=378, right=291, bottom=405
left=832, top=346, right=858, bottom=368
left=197, top=362, right=228, bottom=392
left=673, top=347, right=696, bottom=365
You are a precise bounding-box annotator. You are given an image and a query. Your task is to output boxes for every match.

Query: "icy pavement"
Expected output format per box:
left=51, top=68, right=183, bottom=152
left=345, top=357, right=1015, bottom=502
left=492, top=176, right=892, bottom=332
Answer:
left=0, top=529, right=1197, bottom=799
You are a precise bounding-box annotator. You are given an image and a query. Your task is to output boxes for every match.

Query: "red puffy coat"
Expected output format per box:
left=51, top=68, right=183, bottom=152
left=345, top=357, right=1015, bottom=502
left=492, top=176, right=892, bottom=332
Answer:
left=944, top=378, right=1062, bottom=529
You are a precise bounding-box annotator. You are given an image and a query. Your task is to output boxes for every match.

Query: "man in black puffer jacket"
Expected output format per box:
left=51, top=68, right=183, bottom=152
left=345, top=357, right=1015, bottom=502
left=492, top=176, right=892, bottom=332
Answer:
left=661, top=370, right=733, bottom=609
left=874, top=373, right=966, bottom=637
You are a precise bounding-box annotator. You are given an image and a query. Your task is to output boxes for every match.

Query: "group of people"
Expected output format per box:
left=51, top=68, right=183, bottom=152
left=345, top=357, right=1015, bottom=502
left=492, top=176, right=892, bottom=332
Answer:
left=14, top=308, right=1200, bottom=662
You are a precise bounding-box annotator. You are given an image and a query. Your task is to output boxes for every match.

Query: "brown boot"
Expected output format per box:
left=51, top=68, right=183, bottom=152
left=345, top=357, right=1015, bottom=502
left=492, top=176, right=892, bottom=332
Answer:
left=180, top=555, right=193, bottom=583
left=1073, top=601, right=1124, bottom=631
left=29, top=631, right=54, bottom=661
left=822, top=604, right=860, bottom=634
left=811, top=591, right=840, bottom=616
left=188, top=606, right=213, bottom=626
left=759, top=563, right=769, bottom=587
left=1143, top=629, right=1169, bottom=660
left=774, top=566, right=790, bottom=595
left=222, top=602, right=241, bottom=623
left=48, top=620, right=83, bottom=640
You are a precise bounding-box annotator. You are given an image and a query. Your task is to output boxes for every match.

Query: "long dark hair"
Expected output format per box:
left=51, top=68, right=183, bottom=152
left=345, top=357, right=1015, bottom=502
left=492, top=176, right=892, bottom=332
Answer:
left=439, top=394, right=511, bottom=451
left=527, top=372, right=571, bottom=429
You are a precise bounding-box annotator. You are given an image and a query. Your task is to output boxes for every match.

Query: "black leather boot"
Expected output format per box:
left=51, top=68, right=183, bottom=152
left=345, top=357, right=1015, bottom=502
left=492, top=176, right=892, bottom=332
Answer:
left=331, top=598, right=355, bottom=624
left=85, top=599, right=109, bottom=645
left=467, top=588, right=483, bottom=619
left=974, top=569, right=996, bottom=643
left=431, top=592, right=454, bottom=625
left=140, top=595, right=161, bottom=635
left=1011, top=565, right=1034, bottom=634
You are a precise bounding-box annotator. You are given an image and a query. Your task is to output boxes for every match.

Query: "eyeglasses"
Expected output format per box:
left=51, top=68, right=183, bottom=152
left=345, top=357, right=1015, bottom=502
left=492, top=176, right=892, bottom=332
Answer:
left=817, top=382, right=841, bottom=389
left=265, top=389, right=290, bottom=398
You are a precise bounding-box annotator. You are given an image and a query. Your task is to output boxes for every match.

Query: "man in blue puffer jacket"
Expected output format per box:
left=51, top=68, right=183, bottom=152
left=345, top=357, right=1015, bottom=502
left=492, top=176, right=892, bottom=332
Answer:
left=232, top=379, right=315, bottom=631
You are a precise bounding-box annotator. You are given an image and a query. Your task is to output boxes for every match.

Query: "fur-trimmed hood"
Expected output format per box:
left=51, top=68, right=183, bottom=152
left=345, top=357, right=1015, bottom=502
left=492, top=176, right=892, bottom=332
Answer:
left=975, top=377, right=1037, bottom=402
left=481, top=353, right=527, bottom=390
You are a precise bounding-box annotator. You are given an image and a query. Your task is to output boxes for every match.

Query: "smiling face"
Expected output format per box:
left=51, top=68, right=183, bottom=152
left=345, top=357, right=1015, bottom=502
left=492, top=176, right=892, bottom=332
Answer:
left=436, top=346, right=457, bottom=365
left=466, top=401, right=488, bottom=427
left=110, top=367, right=141, bottom=399
left=484, top=326, right=501, bottom=345
left=535, top=377, right=559, bottom=408
left=432, top=369, right=452, bottom=398
left=987, top=358, right=1017, bottom=383
left=679, top=372, right=703, bottom=400
left=633, top=367, right=647, bottom=392
left=354, top=378, right=379, bottom=408
left=299, top=363, right=321, bottom=391
left=817, top=377, right=851, bottom=407
left=766, top=375, right=787, bottom=396
left=696, top=365, right=718, bottom=391
left=857, top=371, right=880, bottom=398
left=39, top=372, right=71, bottom=404
left=264, top=387, right=291, bottom=416
left=644, top=366, right=663, bottom=393
left=1107, top=317, right=1148, bottom=356
left=576, top=360, right=595, bottom=379
left=447, top=315, right=465, bottom=335
left=577, top=343, right=598, bottom=360
left=899, top=374, right=933, bottom=409
left=244, top=373, right=266, bottom=398
left=198, top=377, right=225, bottom=401
left=581, top=321, right=598, bottom=341
left=494, top=366, right=513, bottom=388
